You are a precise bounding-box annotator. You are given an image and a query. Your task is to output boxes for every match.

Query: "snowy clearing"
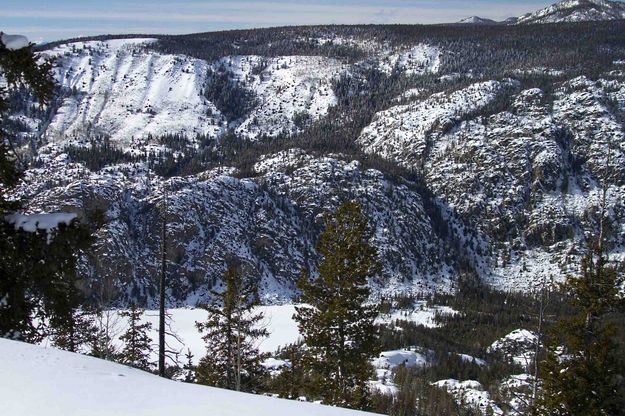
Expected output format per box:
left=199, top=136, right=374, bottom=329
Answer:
left=113, top=303, right=455, bottom=365
left=372, top=349, right=430, bottom=370
left=376, top=302, right=458, bottom=328
left=370, top=347, right=432, bottom=395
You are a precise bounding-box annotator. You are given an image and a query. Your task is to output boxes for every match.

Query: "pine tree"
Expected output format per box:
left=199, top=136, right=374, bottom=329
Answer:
left=195, top=261, right=268, bottom=391
left=181, top=348, right=196, bottom=383
left=1, top=219, right=94, bottom=341
left=50, top=307, right=97, bottom=353
left=90, top=260, right=121, bottom=360
left=266, top=343, right=309, bottom=399
left=158, top=187, right=168, bottom=377
left=535, top=244, right=625, bottom=415
left=89, top=320, right=118, bottom=360
left=294, top=201, right=381, bottom=409
left=118, top=304, right=154, bottom=371
left=0, top=35, right=53, bottom=196
left=0, top=35, right=94, bottom=342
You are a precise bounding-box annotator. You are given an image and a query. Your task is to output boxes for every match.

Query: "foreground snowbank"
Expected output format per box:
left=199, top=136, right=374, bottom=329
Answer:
left=0, top=338, right=375, bottom=416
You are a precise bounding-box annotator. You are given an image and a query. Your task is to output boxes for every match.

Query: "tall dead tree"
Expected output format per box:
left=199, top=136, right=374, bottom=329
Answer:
left=158, top=187, right=167, bottom=377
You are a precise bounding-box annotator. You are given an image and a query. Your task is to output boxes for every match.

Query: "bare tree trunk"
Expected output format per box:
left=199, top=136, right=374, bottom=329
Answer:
left=158, top=192, right=167, bottom=378
left=586, top=146, right=611, bottom=331
left=236, top=319, right=242, bottom=392
left=532, top=281, right=547, bottom=405
left=597, top=147, right=611, bottom=255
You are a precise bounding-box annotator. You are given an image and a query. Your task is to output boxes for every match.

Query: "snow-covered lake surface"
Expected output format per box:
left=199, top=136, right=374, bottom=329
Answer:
left=0, top=338, right=376, bottom=416
left=74, top=303, right=456, bottom=366
left=80, top=305, right=302, bottom=365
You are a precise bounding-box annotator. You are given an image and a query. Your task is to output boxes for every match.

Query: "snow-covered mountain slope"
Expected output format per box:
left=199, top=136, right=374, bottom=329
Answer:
left=358, top=80, right=517, bottom=168
left=43, top=39, right=222, bottom=146
left=8, top=23, right=625, bottom=303
left=458, top=16, right=498, bottom=24
left=29, top=39, right=353, bottom=146
left=358, top=76, right=625, bottom=289
left=0, top=338, right=376, bottom=416
left=376, top=44, right=440, bottom=76
left=221, top=55, right=345, bottom=139
left=15, top=147, right=454, bottom=305
left=516, top=0, right=625, bottom=24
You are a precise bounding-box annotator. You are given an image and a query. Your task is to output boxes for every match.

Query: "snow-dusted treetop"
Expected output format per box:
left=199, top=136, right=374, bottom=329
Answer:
left=1, top=33, right=30, bottom=50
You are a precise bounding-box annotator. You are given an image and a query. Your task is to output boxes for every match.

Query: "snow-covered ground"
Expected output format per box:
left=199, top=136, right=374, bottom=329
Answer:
left=457, top=353, right=487, bottom=366
left=6, top=212, right=77, bottom=232
left=488, top=329, right=538, bottom=369
left=370, top=347, right=431, bottom=395
left=0, top=338, right=376, bottom=416
left=377, top=44, right=441, bottom=75
left=498, top=373, right=535, bottom=413
left=433, top=372, right=536, bottom=415
left=373, top=349, right=430, bottom=370
left=433, top=379, right=503, bottom=416
left=376, top=302, right=458, bottom=328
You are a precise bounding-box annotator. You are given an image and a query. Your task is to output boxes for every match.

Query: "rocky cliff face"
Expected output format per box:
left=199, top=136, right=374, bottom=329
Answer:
left=15, top=147, right=455, bottom=306
left=359, top=76, right=625, bottom=288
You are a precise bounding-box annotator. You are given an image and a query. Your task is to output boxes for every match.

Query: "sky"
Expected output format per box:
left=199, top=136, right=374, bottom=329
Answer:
left=1, top=0, right=556, bottom=43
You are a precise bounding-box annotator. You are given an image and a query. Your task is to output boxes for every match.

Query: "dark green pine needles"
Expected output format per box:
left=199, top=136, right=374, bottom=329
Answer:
left=196, top=261, right=268, bottom=392
left=294, top=201, right=381, bottom=409
left=536, top=244, right=625, bottom=415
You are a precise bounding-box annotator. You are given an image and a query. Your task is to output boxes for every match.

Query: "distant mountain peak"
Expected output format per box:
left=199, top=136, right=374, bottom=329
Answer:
left=517, top=0, right=625, bottom=24
left=458, top=16, right=497, bottom=24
